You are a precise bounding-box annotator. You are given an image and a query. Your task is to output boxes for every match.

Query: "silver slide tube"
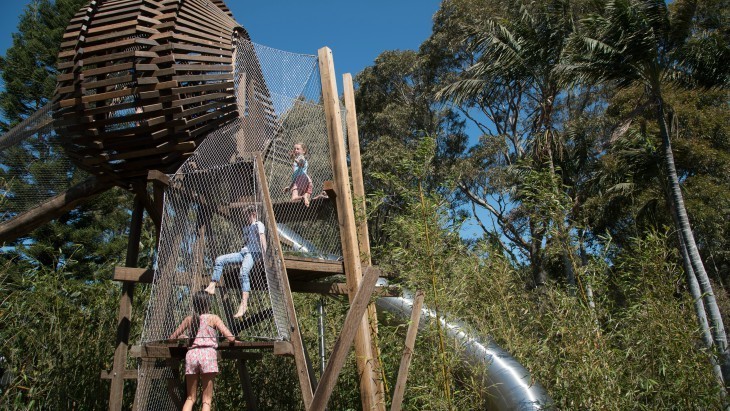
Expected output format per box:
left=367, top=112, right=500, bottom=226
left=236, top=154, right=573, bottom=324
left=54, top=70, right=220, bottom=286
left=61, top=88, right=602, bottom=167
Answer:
left=276, top=224, right=553, bottom=410
left=376, top=284, right=553, bottom=410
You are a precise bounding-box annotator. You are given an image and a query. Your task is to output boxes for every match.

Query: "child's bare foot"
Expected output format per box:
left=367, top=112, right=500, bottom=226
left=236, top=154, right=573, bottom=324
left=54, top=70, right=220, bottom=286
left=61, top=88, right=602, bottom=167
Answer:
left=204, top=282, right=216, bottom=295
left=233, top=300, right=248, bottom=318
left=313, top=191, right=328, bottom=200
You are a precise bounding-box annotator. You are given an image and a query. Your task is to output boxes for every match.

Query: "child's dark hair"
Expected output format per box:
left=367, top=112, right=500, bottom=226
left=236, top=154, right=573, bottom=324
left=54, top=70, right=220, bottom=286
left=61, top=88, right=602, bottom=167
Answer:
left=189, top=291, right=211, bottom=342
left=192, top=291, right=211, bottom=315
left=245, top=205, right=257, bottom=216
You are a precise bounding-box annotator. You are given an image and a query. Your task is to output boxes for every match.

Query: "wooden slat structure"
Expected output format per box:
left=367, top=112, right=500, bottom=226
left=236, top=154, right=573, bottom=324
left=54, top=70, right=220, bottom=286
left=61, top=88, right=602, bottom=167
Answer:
left=52, top=0, right=278, bottom=185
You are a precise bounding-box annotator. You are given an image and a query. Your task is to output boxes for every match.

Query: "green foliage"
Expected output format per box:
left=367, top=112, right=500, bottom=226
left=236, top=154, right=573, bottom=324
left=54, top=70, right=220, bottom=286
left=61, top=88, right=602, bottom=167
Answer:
left=0, top=259, right=152, bottom=409
left=0, top=0, right=86, bottom=127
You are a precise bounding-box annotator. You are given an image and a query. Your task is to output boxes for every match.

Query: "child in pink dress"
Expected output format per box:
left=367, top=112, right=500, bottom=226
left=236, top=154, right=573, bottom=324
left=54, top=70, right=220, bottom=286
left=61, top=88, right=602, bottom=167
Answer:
left=170, top=291, right=235, bottom=411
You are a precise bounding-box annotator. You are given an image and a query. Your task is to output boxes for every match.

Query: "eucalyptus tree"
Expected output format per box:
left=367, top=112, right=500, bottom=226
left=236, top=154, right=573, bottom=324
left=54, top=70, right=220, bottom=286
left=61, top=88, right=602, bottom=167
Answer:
left=558, top=0, right=730, bottom=389
left=423, top=0, right=600, bottom=287
left=355, top=50, right=466, bottom=252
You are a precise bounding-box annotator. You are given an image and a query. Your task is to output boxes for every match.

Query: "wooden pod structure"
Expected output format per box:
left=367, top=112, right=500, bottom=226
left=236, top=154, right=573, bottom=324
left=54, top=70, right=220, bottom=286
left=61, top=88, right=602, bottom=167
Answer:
left=53, top=0, right=244, bottom=184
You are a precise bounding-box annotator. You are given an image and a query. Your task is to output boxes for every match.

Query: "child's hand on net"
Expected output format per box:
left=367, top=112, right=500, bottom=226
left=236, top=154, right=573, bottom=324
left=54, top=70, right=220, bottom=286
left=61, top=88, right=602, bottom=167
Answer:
left=283, top=186, right=290, bottom=193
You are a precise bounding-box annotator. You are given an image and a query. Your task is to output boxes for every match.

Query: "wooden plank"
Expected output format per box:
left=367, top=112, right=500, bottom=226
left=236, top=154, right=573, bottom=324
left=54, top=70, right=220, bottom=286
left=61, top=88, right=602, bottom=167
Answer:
left=344, top=72, right=387, bottom=405
left=237, top=359, right=258, bottom=411
left=309, top=266, right=381, bottom=411
left=289, top=281, right=400, bottom=297
left=101, top=369, right=138, bottom=380
left=390, top=291, right=425, bottom=411
left=284, top=256, right=344, bottom=274
left=113, top=267, right=154, bottom=283
left=319, top=46, right=380, bottom=411
left=147, top=170, right=170, bottom=186
left=256, top=156, right=314, bottom=407
left=0, top=177, right=113, bottom=243
left=109, top=198, right=144, bottom=411
left=130, top=341, right=280, bottom=359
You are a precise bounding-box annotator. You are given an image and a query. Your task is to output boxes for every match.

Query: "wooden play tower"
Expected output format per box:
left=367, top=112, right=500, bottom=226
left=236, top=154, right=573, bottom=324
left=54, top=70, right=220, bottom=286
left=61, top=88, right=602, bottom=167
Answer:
left=0, top=0, right=427, bottom=410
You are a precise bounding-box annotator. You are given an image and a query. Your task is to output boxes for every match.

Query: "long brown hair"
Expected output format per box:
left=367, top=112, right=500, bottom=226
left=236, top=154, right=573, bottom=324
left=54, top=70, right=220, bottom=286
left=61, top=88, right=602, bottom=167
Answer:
left=189, top=291, right=211, bottom=342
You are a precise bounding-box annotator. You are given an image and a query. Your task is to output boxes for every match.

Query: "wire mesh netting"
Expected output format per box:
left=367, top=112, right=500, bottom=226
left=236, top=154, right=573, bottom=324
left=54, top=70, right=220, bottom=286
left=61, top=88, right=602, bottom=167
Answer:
left=135, top=32, right=349, bottom=409
left=0, top=103, right=90, bottom=223
left=141, top=156, right=288, bottom=343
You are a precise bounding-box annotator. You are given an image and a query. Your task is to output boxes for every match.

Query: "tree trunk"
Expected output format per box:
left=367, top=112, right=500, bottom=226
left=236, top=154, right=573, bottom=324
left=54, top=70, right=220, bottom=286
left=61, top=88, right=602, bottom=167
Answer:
left=678, top=233, right=727, bottom=400
left=656, top=96, right=730, bottom=390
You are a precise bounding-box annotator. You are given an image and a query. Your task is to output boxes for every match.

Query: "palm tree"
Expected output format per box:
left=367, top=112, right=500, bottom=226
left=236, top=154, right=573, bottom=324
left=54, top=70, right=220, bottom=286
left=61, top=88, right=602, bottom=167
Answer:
left=558, top=0, right=730, bottom=389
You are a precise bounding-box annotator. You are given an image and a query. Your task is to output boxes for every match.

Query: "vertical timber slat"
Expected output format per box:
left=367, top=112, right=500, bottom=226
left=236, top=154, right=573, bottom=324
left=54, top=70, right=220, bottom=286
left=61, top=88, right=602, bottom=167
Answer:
left=390, top=291, right=425, bottom=411
left=318, top=46, right=379, bottom=411
left=109, top=196, right=145, bottom=411
left=237, top=359, right=258, bottom=411
left=343, top=72, right=387, bottom=409
left=310, top=267, right=381, bottom=411
left=255, top=156, right=314, bottom=408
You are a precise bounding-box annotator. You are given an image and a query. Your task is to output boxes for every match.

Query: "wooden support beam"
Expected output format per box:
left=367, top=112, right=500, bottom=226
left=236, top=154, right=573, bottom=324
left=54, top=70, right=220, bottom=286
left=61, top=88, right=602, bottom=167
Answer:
left=109, top=197, right=144, bottom=411
left=390, top=291, right=425, bottom=411
left=0, top=176, right=113, bottom=243
left=237, top=359, right=258, bottom=411
left=113, top=267, right=154, bottom=283
left=319, top=46, right=381, bottom=411
left=132, top=181, right=161, bottom=230
left=344, top=72, right=387, bottom=406
left=101, top=369, right=138, bottom=380
left=129, top=341, right=288, bottom=359
left=147, top=169, right=170, bottom=186
left=309, top=266, right=380, bottom=411
left=255, top=156, right=314, bottom=407
left=289, top=281, right=401, bottom=297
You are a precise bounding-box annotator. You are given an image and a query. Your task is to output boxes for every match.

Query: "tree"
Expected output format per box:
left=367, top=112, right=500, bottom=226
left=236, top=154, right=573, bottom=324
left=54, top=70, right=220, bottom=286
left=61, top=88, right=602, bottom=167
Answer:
left=558, top=0, right=730, bottom=389
left=355, top=50, right=466, bottom=252
left=423, top=0, right=601, bottom=287
left=0, top=0, right=134, bottom=279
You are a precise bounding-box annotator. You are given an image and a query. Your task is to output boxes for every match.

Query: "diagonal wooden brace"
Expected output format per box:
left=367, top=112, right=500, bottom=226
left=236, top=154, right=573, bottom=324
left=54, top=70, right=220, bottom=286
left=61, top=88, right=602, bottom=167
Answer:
left=309, top=266, right=381, bottom=411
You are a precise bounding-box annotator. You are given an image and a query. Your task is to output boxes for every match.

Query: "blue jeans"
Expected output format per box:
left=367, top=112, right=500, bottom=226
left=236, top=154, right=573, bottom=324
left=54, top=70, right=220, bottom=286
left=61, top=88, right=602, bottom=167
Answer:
left=211, top=251, right=261, bottom=292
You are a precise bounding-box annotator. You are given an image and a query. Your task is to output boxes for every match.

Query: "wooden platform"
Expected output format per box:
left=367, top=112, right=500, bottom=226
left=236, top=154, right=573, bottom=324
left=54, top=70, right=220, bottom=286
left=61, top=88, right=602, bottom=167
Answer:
left=113, top=255, right=344, bottom=284
left=283, top=254, right=344, bottom=281
left=131, top=340, right=294, bottom=359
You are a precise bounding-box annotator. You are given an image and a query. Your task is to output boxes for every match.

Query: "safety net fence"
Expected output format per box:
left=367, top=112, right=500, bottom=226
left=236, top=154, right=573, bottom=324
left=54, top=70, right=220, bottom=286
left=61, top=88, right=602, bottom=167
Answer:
left=0, top=103, right=91, bottom=224
left=135, top=36, right=347, bottom=410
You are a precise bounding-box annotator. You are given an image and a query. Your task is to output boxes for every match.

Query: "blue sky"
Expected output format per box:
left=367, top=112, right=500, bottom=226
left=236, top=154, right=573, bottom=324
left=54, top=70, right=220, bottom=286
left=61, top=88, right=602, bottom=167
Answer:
left=0, top=0, right=442, bottom=88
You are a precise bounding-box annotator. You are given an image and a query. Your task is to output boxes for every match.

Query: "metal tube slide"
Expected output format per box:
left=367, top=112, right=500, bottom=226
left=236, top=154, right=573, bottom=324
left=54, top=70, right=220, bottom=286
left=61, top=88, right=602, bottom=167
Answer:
left=276, top=224, right=553, bottom=410
left=376, top=284, right=553, bottom=410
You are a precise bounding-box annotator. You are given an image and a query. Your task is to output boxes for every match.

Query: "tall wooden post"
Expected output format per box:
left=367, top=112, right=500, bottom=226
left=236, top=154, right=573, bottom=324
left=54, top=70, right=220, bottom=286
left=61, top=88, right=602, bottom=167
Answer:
left=318, top=47, right=380, bottom=410
left=109, top=195, right=145, bottom=411
left=256, top=156, right=315, bottom=408
left=343, top=72, right=387, bottom=410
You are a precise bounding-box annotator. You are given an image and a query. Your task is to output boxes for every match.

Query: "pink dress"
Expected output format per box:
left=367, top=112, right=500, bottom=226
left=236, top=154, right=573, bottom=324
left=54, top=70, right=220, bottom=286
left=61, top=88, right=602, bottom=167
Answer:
left=185, top=314, right=219, bottom=375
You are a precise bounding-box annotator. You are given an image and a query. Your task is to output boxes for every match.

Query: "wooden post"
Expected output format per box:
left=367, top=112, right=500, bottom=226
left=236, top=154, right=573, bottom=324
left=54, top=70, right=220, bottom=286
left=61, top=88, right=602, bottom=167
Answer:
left=109, top=196, right=145, bottom=411
left=318, top=47, right=379, bottom=411
left=255, top=156, right=314, bottom=408
left=310, top=267, right=381, bottom=411
left=237, top=359, right=258, bottom=411
left=343, top=72, right=387, bottom=409
left=390, top=291, right=425, bottom=411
